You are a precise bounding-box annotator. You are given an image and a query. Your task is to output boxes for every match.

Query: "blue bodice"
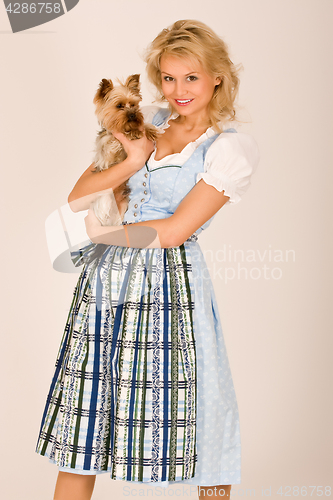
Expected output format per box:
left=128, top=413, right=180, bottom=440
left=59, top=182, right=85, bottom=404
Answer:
left=122, top=109, right=236, bottom=236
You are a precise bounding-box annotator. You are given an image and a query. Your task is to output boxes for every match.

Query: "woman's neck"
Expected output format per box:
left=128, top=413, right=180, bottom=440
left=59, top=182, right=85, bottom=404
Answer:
left=171, top=111, right=212, bottom=134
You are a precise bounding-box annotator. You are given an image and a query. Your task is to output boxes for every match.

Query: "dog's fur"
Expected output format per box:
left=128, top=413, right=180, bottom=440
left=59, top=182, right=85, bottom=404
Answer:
left=91, top=74, right=159, bottom=226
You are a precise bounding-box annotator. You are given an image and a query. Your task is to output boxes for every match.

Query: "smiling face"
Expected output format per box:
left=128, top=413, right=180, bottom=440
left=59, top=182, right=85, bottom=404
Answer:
left=160, top=54, right=221, bottom=123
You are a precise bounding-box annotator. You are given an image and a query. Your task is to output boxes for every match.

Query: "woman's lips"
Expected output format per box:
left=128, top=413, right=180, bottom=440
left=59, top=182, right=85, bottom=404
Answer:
left=174, top=99, right=194, bottom=106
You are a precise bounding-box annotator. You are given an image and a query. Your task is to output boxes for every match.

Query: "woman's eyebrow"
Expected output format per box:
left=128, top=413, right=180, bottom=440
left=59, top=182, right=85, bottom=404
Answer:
left=161, top=71, right=199, bottom=75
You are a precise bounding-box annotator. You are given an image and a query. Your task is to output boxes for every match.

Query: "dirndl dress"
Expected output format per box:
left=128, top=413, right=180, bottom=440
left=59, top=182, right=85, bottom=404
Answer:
left=35, top=108, right=255, bottom=487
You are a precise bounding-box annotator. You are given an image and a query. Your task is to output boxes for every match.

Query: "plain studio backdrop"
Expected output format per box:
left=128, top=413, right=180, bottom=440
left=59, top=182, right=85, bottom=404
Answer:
left=1, top=1, right=332, bottom=499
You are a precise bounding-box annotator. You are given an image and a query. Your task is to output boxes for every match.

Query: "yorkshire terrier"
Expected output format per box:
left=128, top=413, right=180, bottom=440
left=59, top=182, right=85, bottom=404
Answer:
left=91, top=74, right=159, bottom=226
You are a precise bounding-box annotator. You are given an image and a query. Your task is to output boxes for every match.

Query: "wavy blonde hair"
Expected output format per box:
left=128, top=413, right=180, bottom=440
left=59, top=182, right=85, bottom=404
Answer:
left=144, top=20, right=243, bottom=132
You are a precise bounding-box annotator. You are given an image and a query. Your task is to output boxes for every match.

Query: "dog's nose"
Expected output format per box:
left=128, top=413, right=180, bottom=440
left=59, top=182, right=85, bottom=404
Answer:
left=128, top=113, right=136, bottom=121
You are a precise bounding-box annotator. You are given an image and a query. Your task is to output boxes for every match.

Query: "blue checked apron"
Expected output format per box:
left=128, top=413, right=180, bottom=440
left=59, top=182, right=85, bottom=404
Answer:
left=35, top=109, right=241, bottom=485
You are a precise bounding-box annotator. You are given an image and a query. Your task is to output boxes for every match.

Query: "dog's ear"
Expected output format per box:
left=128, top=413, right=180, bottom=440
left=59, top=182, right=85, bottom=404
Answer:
left=94, top=79, right=114, bottom=103
left=125, top=74, right=141, bottom=93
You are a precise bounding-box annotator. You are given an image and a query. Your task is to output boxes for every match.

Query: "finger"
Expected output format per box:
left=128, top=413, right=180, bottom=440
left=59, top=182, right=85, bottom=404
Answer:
left=112, top=130, right=127, bottom=142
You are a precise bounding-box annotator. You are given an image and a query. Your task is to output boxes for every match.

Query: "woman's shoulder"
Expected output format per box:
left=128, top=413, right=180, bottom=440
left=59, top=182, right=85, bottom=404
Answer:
left=141, top=105, right=171, bottom=126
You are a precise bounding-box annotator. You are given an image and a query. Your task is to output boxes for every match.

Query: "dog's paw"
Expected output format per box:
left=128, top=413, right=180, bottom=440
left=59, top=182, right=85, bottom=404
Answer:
left=144, top=124, right=162, bottom=142
left=130, top=130, right=145, bottom=140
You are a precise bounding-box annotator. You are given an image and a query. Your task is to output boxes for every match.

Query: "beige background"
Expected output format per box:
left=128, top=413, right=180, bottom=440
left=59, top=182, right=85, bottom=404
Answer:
left=1, top=0, right=332, bottom=499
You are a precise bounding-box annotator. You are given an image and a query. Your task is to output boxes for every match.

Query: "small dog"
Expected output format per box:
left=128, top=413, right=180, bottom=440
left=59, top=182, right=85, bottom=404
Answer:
left=91, top=74, right=159, bottom=226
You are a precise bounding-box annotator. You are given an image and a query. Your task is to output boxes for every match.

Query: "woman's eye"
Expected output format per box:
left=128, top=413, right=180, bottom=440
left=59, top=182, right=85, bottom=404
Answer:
left=187, top=75, right=198, bottom=81
left=163, top=76, right=174, bottom=82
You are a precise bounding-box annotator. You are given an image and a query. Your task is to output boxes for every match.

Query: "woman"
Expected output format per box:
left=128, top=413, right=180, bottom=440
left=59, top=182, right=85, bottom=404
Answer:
left=36, top=20, right=259, bottom=500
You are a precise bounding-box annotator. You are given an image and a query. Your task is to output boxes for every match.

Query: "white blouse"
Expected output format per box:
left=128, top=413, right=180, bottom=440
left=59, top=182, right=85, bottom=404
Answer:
left=142, top=105, right=260, bottom=205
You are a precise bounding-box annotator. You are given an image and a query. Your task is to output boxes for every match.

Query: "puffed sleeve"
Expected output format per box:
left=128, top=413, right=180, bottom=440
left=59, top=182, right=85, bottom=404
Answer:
left=197, top=132, right=260, bottom=205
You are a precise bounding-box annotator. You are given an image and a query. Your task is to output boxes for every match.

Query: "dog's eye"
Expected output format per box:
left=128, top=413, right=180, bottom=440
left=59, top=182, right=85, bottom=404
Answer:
left=130, top=103, right=135, bottom=108
left=116, top=103, right=124, bottom=109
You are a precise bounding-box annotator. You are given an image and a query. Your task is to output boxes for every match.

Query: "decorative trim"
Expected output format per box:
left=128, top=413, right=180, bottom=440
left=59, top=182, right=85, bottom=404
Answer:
left=145, top=163, right=182, bottom=173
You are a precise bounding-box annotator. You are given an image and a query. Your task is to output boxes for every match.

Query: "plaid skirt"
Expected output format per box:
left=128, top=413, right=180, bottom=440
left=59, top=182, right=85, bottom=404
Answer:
left=36, top=239, right=241, bottom=485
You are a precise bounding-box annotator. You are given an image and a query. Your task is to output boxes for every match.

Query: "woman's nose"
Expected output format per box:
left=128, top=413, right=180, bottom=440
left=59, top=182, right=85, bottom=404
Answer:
left=174, top=80, right=187, bottom=97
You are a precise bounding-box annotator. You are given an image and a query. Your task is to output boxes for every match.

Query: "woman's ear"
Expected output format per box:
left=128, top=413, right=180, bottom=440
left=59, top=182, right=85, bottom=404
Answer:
left=215, top=76, right=222, bottom=86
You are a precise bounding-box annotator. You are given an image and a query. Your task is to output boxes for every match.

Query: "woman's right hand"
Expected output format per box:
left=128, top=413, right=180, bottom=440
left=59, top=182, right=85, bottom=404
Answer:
left=112, top=131, right=155, bottom=170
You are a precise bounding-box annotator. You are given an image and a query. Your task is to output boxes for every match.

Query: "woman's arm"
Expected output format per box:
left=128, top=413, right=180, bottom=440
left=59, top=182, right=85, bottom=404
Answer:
left=85, top=179, right=230, bottom=248
left=68, top=132, right=155, bottom=212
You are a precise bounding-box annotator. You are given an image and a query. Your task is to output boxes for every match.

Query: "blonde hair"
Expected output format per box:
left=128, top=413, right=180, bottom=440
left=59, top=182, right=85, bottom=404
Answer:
left=144, top=20, right=243, bottom=132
